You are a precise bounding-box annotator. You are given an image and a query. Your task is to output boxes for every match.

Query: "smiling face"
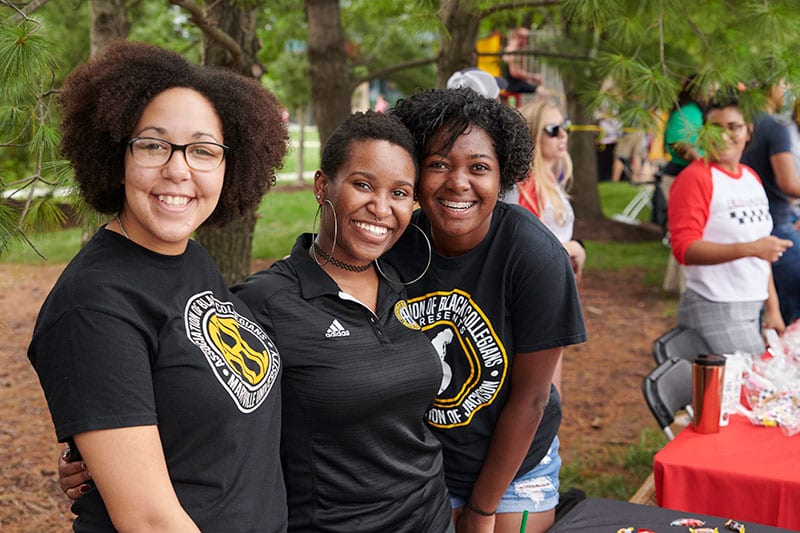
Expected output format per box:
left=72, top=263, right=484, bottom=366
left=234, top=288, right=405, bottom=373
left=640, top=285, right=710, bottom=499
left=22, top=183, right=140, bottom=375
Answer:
left=539, top=107, right=568, bottom=166
left=314, top=139, right=416, bottom=266
left=121, top=87, right=224, bottom=255
left=417, top=126, right=500, bottom=256
left=706, top=105, right=748, bottom=173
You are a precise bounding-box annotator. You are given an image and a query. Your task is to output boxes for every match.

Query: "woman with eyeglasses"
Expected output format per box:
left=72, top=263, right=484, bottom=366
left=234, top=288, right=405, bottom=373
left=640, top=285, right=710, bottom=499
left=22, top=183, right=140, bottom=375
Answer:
left=27, top=41, right=288, bottom=531
left=669, top=94, right=792, bottom=355
left=742, top=80, right=800, bottom=326
left=517, top=100, right=586, bottom=282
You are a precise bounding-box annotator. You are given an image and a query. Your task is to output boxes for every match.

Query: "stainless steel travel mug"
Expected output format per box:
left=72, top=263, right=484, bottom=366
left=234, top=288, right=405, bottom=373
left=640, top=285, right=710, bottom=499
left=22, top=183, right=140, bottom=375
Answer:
left=692, top=354, right=726, bottom=434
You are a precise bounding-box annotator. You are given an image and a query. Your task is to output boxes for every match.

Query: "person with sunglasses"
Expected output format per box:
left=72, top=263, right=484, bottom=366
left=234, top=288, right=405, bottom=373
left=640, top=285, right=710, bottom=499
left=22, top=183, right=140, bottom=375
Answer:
left=669, top=94, right=792, bottom=355
left=516, top=100, right=586, bottom=282
left=27, top=41, right=288, bottom=531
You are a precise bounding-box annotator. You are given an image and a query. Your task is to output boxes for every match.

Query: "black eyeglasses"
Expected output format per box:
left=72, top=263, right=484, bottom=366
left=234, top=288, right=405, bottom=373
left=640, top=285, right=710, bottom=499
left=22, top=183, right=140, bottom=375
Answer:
left=127, top=137, right=228, bottom=171
left=543, top=120, right=571, bottom=138
left=710, top=122, right=747, bottom=137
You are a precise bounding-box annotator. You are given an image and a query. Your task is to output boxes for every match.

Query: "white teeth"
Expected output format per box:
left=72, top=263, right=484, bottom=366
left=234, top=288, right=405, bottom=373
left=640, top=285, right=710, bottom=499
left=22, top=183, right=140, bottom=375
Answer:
left=158, top=195, right=190, bottom=206
left=355, top=222, right=388, bottom=236
left=440, top=200, right=474, bottom=210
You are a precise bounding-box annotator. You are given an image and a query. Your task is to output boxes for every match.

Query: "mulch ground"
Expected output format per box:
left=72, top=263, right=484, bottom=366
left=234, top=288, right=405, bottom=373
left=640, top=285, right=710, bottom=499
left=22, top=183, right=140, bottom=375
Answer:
left=0, top=218, right=677, bottom=531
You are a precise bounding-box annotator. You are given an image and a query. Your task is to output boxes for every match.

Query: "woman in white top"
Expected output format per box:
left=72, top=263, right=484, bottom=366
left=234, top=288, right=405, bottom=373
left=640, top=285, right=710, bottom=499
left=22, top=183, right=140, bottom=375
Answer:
left=517, top=100, right=586, bottom=281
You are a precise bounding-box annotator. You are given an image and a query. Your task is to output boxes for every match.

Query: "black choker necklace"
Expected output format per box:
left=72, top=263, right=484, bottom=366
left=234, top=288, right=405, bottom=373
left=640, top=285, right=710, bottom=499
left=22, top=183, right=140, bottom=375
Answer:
left=312, top=242, right=373, bottom=272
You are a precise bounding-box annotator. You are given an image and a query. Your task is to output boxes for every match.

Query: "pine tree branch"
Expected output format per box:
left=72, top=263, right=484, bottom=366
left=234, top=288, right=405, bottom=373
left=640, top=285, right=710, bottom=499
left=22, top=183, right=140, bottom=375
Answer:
left=480, top=0, right=561, bottom=18
left=351, top=57, right=438, bottom=88
left=2, top=0, right=49, bottom=21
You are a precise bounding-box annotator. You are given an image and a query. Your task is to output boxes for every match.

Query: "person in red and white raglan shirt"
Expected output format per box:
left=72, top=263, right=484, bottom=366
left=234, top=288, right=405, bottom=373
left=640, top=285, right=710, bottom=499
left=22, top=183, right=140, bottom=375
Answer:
left=669, top=94, right=793, bottom=356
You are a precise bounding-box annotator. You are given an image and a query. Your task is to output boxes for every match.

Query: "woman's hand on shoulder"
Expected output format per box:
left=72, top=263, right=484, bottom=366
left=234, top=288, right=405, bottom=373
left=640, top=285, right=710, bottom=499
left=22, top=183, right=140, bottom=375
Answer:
left=58, top=446, right=92, bottom=501
left=564, top=240, right=586, bottom=283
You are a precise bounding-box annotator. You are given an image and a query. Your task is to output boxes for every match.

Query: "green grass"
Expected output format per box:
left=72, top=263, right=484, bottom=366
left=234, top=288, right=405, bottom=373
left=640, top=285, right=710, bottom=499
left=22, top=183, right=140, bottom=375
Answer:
left=281, top=126, right=320, bottom=180
left=6, top=177, right=667, bottom=273
left=584, top=240, right=670, bottom=285
left=560, top=428, right=667, bottom=500
left=253, top=185, right=317, bottom=259
left=599, top=181, right=654, bottom=222
left=8, top=227, right=83, bottom=264
left=589, top=181, right=671, bottom=285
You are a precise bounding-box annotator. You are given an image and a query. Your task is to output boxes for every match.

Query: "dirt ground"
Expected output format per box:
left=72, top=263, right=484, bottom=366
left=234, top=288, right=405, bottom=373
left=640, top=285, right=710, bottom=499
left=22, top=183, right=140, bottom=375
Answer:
left=0, top=219, right=676, bottom=531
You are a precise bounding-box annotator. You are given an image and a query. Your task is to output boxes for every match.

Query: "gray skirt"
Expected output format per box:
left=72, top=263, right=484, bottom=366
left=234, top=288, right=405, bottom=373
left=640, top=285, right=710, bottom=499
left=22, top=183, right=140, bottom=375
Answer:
left=676, top=288, right=765, bottom=356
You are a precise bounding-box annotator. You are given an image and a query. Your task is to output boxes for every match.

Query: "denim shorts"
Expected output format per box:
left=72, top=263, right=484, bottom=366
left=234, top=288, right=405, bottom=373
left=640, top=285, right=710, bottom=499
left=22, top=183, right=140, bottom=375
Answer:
left=450, top=437, right=561, bottom=513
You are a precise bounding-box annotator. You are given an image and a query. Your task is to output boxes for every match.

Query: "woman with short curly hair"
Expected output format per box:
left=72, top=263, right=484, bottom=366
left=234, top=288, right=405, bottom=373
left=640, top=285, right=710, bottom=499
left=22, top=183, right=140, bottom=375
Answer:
left=389, top=88, right=586, bottom=533
left=29, top=40, right=288, bottom=531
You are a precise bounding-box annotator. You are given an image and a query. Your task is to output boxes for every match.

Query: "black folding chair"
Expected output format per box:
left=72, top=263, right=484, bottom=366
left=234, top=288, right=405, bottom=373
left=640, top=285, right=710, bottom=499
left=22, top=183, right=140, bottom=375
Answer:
left=652, top=326, right=711, bottom=365
left=641, top=357, right=694, bottom=440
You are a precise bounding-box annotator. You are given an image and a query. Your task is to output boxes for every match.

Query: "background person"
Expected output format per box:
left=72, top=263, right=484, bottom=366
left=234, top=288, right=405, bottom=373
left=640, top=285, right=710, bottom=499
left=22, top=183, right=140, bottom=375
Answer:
left=517, top=99, right=586, bottom=283
left=669, top=95, right=791, bottom=355
left=661, top=76, right=709, bottom=293
left=390, top=88, right=586, bottom=533
left=501, top=27, right=548, bottom=99
left=742, top=80, right=800, bottom=325
left=28, top=40, right=288, bottom=531
left=446, top=67, right=506, bottom=101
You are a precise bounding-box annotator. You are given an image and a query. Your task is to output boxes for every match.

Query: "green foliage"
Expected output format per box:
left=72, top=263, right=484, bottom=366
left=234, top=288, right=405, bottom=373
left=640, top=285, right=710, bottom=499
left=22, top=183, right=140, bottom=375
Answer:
left=0, top=8, right=68, bottom=257
left=561, top=0, right=800, bottom=127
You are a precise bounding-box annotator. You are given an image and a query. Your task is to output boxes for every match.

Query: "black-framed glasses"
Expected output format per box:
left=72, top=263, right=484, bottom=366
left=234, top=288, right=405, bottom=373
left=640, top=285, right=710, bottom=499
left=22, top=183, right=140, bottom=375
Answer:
left=710, top=122, right=746, bottom=136
left=543, top=120, right=571, bottom=138
left=127, top=137, right=228, bottom=171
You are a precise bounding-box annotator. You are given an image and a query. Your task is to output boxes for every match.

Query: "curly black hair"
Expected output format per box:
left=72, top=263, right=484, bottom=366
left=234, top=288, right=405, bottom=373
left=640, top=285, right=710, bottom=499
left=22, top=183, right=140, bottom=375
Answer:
left=390, top=88, right=533, bottom=193
left=58, top=40, right=287, bottom=226
left=320, top=110, right=418, bottom=180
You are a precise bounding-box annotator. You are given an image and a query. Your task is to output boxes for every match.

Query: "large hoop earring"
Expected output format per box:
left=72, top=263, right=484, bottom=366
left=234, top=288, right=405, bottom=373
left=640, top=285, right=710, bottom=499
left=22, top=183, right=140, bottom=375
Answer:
left=310, top=199, right=338, bottom=267
left=374, top=224, right=432, bottom=285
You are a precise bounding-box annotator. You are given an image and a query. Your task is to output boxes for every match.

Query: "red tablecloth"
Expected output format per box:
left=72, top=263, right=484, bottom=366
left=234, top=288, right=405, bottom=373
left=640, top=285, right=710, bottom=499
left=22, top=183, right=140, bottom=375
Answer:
left=654, top=414, right=800, bottom=530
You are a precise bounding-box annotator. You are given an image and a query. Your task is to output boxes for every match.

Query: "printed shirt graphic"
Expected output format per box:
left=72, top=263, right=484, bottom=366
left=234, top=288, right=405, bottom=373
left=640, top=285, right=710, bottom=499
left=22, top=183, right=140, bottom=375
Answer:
left=385, top=204, right=587, bottom=497
left=27, top=231, right=286, bottom=531
left=405, top=289, right=508, bottom=428
left=185, top=291, right=280, bottom=413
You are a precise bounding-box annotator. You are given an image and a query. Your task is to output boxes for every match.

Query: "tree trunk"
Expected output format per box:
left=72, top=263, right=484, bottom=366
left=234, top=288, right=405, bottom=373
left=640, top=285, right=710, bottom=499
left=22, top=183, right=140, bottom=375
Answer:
left=89, top=0, right=129, bottom=54
left=194, top=0, right=262, bottom=284
left=198, top=209, right=257, bottom=286
left=305, top=0, right=351, bottom=148
left=82, top=0, right=130, bottom=246
left=436, top=0, right=481, bottom=87
left=296, top=106, right=306, bottom=186
left=564, top=75, right=604, bottom=221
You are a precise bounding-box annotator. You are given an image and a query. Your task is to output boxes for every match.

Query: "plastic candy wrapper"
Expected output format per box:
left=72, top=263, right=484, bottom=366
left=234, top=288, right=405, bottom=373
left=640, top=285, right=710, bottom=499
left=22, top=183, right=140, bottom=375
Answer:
left=738, top=326, right=800, bottom=436
left=724, top=519, right=746, bottom=533
left=720, top=351, right=749, bottom=427
left=671, top=518, right=706, bottom=527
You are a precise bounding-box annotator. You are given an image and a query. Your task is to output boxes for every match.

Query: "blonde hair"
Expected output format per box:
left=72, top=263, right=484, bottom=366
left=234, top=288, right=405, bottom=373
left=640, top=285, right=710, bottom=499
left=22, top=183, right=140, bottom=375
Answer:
left=518, top=100, right=574, bottom=221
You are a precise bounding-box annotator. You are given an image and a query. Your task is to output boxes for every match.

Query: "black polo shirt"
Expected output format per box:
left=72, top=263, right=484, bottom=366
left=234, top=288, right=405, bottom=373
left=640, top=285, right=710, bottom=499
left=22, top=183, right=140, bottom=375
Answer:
left=233, top=234, right=452, bottom=533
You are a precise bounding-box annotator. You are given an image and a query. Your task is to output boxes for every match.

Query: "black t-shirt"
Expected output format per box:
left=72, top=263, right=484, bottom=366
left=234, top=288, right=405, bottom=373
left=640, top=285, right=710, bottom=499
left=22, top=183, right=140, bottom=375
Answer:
left=386, top=203, right=587, bottom=497
left=28, top=229, right=286, bottom=532
left=233, top=234, right=452, bottom=533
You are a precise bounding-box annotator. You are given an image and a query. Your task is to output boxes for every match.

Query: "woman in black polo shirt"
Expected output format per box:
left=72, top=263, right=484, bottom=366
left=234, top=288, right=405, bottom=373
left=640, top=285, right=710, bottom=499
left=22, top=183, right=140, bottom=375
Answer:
left=234, top=111, right=453, bottom=532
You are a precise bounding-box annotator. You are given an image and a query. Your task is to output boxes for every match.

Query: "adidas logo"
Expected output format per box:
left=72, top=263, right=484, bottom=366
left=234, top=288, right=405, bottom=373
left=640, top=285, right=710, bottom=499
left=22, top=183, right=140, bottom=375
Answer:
left=325, top=319, right=351, bottom=338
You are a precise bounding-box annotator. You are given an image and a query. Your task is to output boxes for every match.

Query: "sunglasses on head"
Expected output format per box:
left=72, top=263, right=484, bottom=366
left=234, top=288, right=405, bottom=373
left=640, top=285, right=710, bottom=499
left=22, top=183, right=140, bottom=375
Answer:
left=543, top=120, right=571, bottom=138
